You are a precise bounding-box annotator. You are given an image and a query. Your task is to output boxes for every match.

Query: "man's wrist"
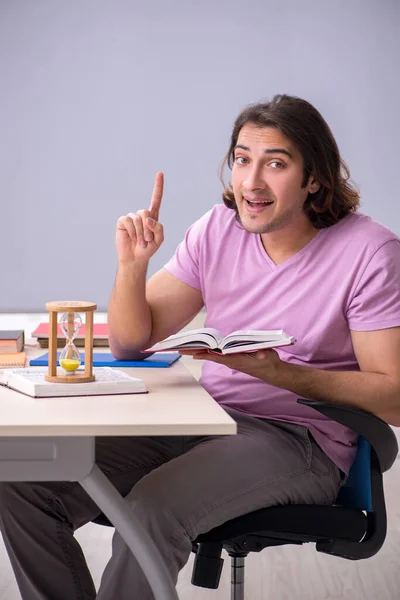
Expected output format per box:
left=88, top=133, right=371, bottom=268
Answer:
left=263, top=354, right=295, bottom=387
left=117, top=258, right=148, bottom=278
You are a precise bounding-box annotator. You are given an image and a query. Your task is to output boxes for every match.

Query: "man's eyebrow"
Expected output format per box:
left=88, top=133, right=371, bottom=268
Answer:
left=234, top=144, right=293, bottom=159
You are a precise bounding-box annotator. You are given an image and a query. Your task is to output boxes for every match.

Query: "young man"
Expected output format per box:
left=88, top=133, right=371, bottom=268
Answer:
left=1, top=95, right=400, bottom=600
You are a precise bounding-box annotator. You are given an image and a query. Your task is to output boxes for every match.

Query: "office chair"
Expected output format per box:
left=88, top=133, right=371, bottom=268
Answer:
left=93, top=399, right=398, bottom=600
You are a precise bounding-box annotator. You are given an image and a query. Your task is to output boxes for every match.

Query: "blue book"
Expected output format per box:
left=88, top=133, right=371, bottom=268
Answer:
left=29, top=352, right=181, bottom=368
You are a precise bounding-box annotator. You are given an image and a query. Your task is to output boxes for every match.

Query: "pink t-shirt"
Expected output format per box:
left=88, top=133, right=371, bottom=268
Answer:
left=164, top=204, right=400, bottom=474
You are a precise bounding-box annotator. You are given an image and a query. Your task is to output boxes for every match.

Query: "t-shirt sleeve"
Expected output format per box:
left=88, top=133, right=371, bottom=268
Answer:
left=163, top=210, right=212, bottom=291
left=347, top=239, right=400, bottom=331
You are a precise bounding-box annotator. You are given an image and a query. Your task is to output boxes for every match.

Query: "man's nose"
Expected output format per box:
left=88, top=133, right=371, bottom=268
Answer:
left=242, top=165, right=266, bottom=191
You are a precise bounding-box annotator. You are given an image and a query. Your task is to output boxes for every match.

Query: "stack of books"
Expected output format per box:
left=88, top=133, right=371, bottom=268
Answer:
left=0, top=330, right=26, bottom=368
left=0, top=330, right=25, bottom=353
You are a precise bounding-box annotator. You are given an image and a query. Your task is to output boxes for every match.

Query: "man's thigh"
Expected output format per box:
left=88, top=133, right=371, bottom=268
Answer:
left=0, top=435, right=184, bottom=530
left=125, top=408, right=341, bottom=541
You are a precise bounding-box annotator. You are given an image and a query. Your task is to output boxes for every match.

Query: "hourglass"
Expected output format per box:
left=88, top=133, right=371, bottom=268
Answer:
left=59, top=312, right=82, bottom=373
left=44, top=301, right=97, bottom=384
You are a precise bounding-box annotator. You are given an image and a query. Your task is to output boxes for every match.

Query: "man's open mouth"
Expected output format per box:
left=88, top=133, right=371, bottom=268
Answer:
left=246, top=200, right=273, bottom=206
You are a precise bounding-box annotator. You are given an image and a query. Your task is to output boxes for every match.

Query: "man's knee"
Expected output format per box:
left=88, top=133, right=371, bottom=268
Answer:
left=0, top=480, right=75, bottom=522
left=0, top=481, right=25, bottom=508
left=0, top=482, right=34, bottom=531
left=0, top=481, right=47, bottom=514
left=126, top=468, right=200, bottom=546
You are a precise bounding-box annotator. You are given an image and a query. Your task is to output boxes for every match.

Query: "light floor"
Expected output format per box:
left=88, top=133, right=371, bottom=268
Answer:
left=0, top=312, right=399, bottom=599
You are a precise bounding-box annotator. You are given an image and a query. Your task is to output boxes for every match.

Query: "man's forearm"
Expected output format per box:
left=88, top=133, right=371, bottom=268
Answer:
left=108, top=260, right=152, bottom=359
left=269, top=361, right=400, bottom=425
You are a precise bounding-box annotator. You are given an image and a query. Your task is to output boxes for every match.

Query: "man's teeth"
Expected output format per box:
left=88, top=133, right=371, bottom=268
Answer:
left=247, top=200, right=272, bottom=205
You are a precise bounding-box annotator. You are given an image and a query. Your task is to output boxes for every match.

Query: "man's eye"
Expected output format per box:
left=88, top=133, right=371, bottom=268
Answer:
left=270, top=161, right=284, bottom=169
left=235, top=156, right=248, bottom=165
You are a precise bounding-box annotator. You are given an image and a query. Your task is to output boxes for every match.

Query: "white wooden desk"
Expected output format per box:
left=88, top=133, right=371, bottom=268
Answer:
left=0, top=319, right=236, bottom=600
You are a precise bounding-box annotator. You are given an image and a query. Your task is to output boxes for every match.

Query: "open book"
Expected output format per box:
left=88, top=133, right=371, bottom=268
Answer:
left=0, top=367, right=147, bottom=398
left=145, top=328, right=295, bottom=355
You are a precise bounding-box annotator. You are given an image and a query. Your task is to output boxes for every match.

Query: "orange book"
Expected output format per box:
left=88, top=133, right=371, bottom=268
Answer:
left=0, top=352, right=26, bottom=369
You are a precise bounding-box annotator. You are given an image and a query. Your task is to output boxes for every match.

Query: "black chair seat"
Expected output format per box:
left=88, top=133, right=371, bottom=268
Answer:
left=93, top=503, right=367, bottom=545
left=194, top=504, right=367, bottom=549
left=91, top=400, right=397, bottom=599
left=93, top=504, right=368, bottom=549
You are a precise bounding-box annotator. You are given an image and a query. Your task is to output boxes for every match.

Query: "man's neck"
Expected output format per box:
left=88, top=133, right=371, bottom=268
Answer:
left=260, top=222, right=319, bottom=266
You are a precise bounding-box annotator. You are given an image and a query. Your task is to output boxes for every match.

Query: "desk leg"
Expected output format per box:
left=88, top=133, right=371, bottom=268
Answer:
left=80, top=464, right=179, bottom=600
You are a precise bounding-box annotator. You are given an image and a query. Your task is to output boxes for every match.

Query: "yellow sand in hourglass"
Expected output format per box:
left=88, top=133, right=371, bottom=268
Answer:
left=61, top=358, right=81, bottom=371
left=59, top=312, right=82, bottom=375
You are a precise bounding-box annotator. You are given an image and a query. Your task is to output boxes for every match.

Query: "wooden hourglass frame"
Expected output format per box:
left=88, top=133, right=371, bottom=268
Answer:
left=44, top=301, right=97, bottom=383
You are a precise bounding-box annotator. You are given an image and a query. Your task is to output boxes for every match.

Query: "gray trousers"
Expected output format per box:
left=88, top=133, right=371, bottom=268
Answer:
left=0, top=407, right=342, bottom=600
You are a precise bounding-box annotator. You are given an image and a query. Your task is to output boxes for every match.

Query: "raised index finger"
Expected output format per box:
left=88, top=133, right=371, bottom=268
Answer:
left=149, top=172, right=164, bottom=221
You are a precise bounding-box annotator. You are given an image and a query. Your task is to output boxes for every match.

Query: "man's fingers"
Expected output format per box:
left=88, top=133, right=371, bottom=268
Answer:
left=128, top=212, right=147, bottom=248
left=149, top=172, right=164, bottom=221
left=146, top=217, right=164, bottom=247
left=117, top=215, right=136, bottom=241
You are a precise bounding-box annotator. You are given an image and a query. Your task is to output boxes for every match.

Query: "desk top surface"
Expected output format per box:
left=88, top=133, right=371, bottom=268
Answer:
left=0, top=315, right=236, bottom=437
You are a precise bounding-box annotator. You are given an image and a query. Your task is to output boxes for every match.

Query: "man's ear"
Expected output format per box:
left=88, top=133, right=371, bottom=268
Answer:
left=308, top=176, right=321, bottom=194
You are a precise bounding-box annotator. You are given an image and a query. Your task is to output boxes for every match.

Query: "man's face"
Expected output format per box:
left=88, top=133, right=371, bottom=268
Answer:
left=231, top=123, right=318, bottom=235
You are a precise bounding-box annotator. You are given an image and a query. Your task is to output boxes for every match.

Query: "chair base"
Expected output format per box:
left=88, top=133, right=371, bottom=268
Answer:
left=231, top=555, right=245, bottom=600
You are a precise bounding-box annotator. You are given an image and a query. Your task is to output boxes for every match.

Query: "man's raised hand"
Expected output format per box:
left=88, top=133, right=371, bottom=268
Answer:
left=116, top=172, right=165, bottom=264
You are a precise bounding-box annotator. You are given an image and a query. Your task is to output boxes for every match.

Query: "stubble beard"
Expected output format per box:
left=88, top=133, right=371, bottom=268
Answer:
left=240, top=207, right=296, bottom=235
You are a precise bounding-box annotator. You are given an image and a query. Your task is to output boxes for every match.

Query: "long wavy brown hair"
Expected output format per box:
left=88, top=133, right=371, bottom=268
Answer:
left=221, top=94, right=360, bottom=228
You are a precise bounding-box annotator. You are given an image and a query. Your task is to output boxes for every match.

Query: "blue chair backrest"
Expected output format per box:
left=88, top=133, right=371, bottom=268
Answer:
left=336, top=436, right=373, bottom=512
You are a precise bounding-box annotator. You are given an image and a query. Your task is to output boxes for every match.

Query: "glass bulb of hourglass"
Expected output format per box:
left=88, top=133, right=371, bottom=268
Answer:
left=59, top=343, right=81, bottom=373
left=59, top=312, right=82, bottom=374
left=59, top=312, right=82, bottom=341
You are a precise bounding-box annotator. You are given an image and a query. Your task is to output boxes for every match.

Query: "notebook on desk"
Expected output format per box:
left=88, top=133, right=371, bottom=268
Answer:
left=0, top=352, right=26, bottom=369
left=0, top=367, right=147, bottom=398
left=29, top=352, right=181, bottom=368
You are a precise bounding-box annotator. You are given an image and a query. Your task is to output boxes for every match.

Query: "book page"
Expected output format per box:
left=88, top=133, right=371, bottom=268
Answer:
left=222, top=330, right=285, bottom=341
left=162, top=328, right=222, bottom=343
left=220, top=330, right=285, bottom=347
left=220, top=330, right=294, bottom=350
left=146, top=328, right=223, bottom=351
left=220, top=337, right=295, bottom=354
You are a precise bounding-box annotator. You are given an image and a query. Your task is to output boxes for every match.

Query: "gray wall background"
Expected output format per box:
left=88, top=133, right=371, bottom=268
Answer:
left=1, top=0, right=399, bottom=312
